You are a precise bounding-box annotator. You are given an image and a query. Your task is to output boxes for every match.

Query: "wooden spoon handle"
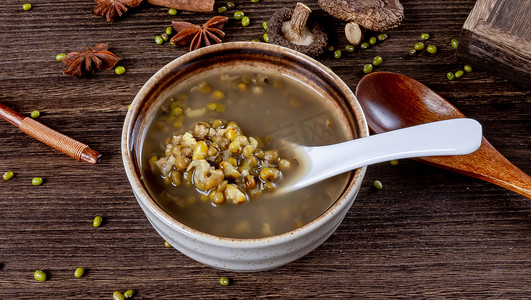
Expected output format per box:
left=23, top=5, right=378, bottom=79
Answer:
left=0, top=103, right=101, bottom=164
left=418, top=137, right=531, bottom=198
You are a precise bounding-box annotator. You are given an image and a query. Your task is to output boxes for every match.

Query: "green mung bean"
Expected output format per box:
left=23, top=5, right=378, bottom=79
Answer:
left=373, top=180, right=383, bottom=189
left=115, top=66, right=126, bottom=75
left=30, top=110, right=40, bottom=118
left=124, top=290, right=135, bottom=298
left=32, top=177, right=43, bottom=186
left=241, top=16, right=250, bottom=26
left=34, top=270, right=47, bottom=282
left=447, top=72, right=455, bottom=80
left=426, top=45, right=437, bottom=54
left=220, top=277, right=230, bottom=286
left=165, top=26, right=173, bottom=35
left=363, top=64, right=373, bottom=74
left=74, top=267, right=85, bottom=278
left=93, top=216, right=103, bottom=227
left=3, top=171, right=14, bottom=181
left=56, top=53, right=66, bottom=61
left=113, top=291, right=125, bottom=300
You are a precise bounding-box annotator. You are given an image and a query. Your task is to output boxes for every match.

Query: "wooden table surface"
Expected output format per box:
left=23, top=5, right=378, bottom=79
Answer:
left=1, top=0, right=529, bottom=298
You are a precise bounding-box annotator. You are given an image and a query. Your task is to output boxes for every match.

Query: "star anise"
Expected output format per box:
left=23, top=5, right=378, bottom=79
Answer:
left=171, top=16, right=229, bottom=51
left=93, top=0, right=143, bottom=22
left=62, top=43, right=122, bottom=77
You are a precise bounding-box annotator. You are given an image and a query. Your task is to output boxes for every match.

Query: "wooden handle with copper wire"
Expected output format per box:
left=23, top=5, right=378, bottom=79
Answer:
left=0, top=102, right=101, bottom=164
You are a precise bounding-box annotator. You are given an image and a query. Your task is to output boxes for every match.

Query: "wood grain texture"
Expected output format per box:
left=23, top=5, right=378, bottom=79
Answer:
left=459, top=0, right=531, bottom=88
left=0, top=0, right=530, bottom=299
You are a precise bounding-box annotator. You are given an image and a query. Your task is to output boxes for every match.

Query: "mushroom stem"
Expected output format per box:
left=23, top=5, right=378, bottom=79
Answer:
left=289, top=2, right=312, bottom=40
left=345, top=22, right=365, bottom=46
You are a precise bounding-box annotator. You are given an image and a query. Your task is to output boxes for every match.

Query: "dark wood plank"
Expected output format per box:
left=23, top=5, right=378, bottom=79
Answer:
left=1, top=0, right=530, bottom=299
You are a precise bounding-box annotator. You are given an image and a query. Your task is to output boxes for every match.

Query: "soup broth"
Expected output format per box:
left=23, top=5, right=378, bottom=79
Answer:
left=141, top=67, right=351, bottom=239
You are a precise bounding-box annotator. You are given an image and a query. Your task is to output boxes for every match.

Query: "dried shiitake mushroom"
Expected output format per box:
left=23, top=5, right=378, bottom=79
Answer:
left=267, top=2, right=328, bottom=57
left=318, top=0, right=404, bottom=45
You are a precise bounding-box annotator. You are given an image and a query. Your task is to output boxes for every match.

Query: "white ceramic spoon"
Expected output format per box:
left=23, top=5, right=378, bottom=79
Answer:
left=279, top=118, right=482, bottom=193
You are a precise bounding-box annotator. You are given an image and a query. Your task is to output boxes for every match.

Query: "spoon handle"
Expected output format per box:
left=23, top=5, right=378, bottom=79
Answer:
left=418, top=138, right=531, bottom=198
left=291, top=119, right=482, bottom=190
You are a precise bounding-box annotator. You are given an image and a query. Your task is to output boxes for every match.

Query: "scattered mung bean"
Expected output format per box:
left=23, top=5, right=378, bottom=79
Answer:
left=373, top=180, right=383, bottom=189
left=34, top=270, right=47, bottom=282
left=414, top=42, right=425, bottom=51
left=363, top=64, right=373, bottom=74
left=113, top=291, right=126, bottom=300
left=74, top=267, right=85, bottom=278
left=234, top=11, right=244, bottom=20
left=115, top=66, right=126, bottom=75
left=372, top=56, right=383, bottom=66
left=30, top=110, right=40, bottom=118
left=426, top=45, right=437, bottom=54
left=124, top=290, right=135, bottom=298
left=165, top=26, right=173, bottom=35
left=93, top=216, right=103, bottom=227
left=32, top=177, right=43, bottom=186
left=3, top=171, right=14, bottom=181
left=220, top=277, right=230, bottom=286
left=451, top=38, right=459, bottom=49
left=55, top=53, right=66, bottom=62
left=241, top=16, right=250, bottom=26
left=447, top=72, right=455, bottom=80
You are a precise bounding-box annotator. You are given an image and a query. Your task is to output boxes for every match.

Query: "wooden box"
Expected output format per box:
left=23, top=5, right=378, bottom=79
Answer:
left=458, top=0, right=531, bottom=88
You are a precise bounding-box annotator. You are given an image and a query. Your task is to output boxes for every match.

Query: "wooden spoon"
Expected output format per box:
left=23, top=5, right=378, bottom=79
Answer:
left=355, top=72, right=531, bottom=198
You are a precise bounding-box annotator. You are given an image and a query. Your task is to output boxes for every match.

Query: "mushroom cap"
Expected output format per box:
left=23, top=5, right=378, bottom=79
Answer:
left=318, top=0, right=404, bottom=32
left=268, top=7, right=328, bottom=58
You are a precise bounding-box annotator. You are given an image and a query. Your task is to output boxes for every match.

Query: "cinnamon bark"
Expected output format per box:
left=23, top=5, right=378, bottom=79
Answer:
left=148, top=0, right=214, bottom=12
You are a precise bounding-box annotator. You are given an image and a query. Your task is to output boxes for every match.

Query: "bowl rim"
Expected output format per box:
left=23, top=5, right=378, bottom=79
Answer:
left=121, top=42, right=368, bottom=247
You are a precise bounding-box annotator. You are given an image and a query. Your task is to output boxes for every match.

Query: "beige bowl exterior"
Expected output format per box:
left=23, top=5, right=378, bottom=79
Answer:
left=122, top=42, right=368, bottom=272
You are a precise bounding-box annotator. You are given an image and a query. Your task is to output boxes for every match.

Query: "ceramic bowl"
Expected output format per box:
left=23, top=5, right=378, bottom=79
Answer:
left=122, top=42, right=368, bottom=272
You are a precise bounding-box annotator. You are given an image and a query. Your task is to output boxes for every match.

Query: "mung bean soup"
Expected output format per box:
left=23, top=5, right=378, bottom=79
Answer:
left=141, top=67, right=351, bottom=239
